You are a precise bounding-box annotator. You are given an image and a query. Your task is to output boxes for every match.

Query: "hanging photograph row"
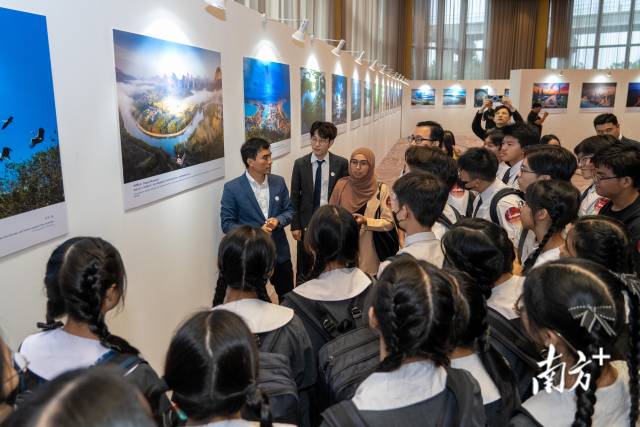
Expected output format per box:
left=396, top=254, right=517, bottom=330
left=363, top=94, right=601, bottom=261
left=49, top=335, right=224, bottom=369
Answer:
left=532, top=82, right=640, bottom=111
left=0, top=6, right=402, bottom=257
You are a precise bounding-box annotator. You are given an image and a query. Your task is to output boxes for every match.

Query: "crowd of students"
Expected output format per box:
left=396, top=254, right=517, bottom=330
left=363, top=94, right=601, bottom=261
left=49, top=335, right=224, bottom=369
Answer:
left=1, top=112, right=640, bottom=427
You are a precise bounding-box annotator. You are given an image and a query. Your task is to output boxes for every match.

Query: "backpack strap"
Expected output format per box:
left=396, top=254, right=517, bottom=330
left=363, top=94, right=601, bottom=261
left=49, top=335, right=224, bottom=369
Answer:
left=517, top=229, right=531, bottom=262
left=322, top=400, right=369, bottom=427
left=489, top=188, right=523, bottom=225
left=448, top=204, right=463, bottom=223
left=443, top=366, right=485, bottom=426
left=284, top=293, right=335, bottom=342
left=487, top=308, right=539, bottom=369
left=437, top=213, right=453, bottom=229
left=95, top=350, right=146, bottom=376
left=580, top=185, right=591, bottom=202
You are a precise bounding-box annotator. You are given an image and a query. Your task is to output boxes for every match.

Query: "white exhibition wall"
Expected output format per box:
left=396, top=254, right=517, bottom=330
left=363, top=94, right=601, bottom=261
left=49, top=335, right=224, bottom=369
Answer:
left=0, top=0, right=402, bottom=369
left=510, top=68, right=640, bottom=150
left=402, top=79, right=510, bottom=139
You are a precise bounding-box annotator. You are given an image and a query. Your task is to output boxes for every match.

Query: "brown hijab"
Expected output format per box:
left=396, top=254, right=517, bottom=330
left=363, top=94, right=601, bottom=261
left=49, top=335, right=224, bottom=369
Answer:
left=329, top=147, right=378, bottom=213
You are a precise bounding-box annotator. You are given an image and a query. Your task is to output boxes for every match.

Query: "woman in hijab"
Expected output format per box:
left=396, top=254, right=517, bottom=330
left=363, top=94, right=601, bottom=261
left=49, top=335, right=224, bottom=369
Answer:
left=329, top=147, right=394, bottom=275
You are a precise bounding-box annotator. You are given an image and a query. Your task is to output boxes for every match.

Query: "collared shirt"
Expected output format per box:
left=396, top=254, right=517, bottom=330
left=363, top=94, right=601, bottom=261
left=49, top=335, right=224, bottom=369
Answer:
left=433, top=204, right=460, bottom=240
left=352, top=360, right=447, bottom=411
left=506, top=158, right=523, bottom=189
left=311, top=152, right=330, bottom=206
left=473, top=179, right=523, bottom=248
left=496, top=162, right=510, bottom=180
left=212, top=299, right=294, bottom=334
left=245, top=171, right=270, bottom=219
left=450, top=353, right=501, bottom=404
left=378, top=231, right=444, bottom=275
left=532, top=246, right=561, bottom=269
left=579, top=184, right=609, bottom=216
left=293, top=267, right=371, bottom=301
left=488, top=275, right=524, bottom=320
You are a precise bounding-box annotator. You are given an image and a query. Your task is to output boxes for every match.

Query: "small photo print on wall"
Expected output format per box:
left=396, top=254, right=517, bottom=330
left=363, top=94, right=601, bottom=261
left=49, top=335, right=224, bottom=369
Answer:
left=0, top=7, right=68, bottom=258
left=300, top=67, right=326, bottom=143
left=114, top=30, right=225, bottom=210
left=626, top=83, right=640, bottom=111
left=532, top=83, right=569, bottom=112
left=474, top=88, right=495, bottom=107
left=580, top=82, right=616, bottom=111
left=332, top=74, right=347, bottom=134
left=411, top=88, right=436, bottom=108
left=364, top=80, right=372, bottom=124
left=244, top=57, right=291, bottom=158
left=443, top=86, right=467, bottom=107
left=351, top=79, right=362, bottom=129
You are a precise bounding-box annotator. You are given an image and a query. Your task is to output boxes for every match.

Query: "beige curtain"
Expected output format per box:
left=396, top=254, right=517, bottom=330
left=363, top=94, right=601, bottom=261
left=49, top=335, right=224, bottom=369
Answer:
left=486, top=0, right=539, bottom=79
left=547, top=0, right=574, bottom=58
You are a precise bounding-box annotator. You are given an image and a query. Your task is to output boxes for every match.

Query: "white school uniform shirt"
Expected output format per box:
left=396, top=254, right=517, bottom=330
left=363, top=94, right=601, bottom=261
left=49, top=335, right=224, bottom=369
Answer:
left=245, top=171, right=270, bottom=219
left=196, top=420, right=294, bottom=427
left=378, top=232, right=444, bottom=276
left=532, top=246, right=562, bottom=269
left=496, top=162, right=510, bottom=181
left=19, top=328, right=110, bottom=381
left=472, top=179, right=524, bottom=248
left=352, top=360, right=447, bottom=411
left=523, top=361, right=631, bottom=427
left=487, top=275, right=524, bottom=320
left=213, top=299, right=294, bottom=334
left=505, top=159, right=523, bottom=190
left=293, top=267, right=371, bottom=301
left=450, top=353, right=501, bottom=404
left=579, top=184, right=609, bottom=217
left=448, top=185, right=471, bottom=216
left=311, top=152, right=330, bottom=206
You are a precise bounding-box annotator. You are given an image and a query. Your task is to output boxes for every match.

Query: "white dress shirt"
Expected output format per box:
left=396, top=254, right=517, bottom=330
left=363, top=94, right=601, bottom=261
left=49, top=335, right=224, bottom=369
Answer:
left=579, top=184, right=609, bottom=216
left=488, top=275, right=524, bottom=320
left=532, top=246, right=562, bottom=269
left=472, top=179, right=523, bottom=248
left=450, top=353, right=501, bottom=404
left=505, top=159, right=523, bottom=189
left=378, top=231, right=444, bottom=276
left=311, top=153, right=330, bottom=206
left=293, top=267, right=371, bottom=301
left=245, top=171, right=270, bottom=219
left=496, top=162, right=510, bottom=180
left=213, top=299, right=294, bottom=334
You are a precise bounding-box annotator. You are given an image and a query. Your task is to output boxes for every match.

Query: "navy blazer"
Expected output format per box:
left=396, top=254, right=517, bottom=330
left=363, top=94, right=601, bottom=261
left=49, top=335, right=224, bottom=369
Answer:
left=220, top=173, right=293, bottom=263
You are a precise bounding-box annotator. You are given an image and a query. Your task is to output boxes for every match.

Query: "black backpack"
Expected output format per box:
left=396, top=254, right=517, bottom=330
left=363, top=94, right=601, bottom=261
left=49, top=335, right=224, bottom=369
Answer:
left=320, top=366, right=486, bottom=427
left=487, top=308, right=540, bottom=401
left=489, top=188, right=524, bottom=225
left=436, top=203, right=463, bottom=230
left=317, top=325, right=380, bottom=405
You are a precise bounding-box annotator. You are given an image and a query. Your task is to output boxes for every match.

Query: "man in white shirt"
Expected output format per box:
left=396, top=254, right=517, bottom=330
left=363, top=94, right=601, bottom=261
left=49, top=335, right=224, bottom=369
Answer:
left=458, top=148, right=524, bottom=249
left=499, top=123, right=540, bottom=189
left=378, top=171, right=448, bottom=275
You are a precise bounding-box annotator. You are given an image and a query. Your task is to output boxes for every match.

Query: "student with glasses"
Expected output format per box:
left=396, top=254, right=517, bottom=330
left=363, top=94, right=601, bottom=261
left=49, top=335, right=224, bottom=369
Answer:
left=573, top=135, right=617, bottom=217
left=403, top=121, right=445, bottom=176
left=290, top=121, right=349, bottom=284
left=329, top=148, right=394, bottom=275
left=593, top=144, right=640, bottom=273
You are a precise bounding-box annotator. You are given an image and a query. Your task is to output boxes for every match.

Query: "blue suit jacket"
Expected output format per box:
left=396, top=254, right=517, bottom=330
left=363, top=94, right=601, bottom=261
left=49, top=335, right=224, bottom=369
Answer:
left=220, top=173, right=293, bottom=263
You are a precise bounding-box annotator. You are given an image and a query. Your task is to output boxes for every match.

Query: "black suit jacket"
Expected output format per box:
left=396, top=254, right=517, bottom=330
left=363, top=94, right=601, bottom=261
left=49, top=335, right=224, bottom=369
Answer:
left=621, top=135, right=640, bottom=148
left=291, top=152, right=349, bottom=230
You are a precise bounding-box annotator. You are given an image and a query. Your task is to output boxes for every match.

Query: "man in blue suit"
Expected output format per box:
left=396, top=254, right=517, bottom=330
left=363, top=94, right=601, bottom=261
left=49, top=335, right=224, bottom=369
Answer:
left=220, top=138, right=294, bottom=299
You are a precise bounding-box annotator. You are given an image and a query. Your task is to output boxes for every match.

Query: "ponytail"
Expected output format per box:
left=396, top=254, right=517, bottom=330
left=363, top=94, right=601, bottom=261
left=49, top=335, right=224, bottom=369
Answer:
left=245, top=383, right=272, bottom=427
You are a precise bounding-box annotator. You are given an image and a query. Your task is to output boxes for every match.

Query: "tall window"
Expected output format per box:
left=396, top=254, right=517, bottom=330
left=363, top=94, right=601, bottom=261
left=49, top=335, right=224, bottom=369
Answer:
left=548, top=0, right=640, bottom=69
left=412, top=0, right=487, bottom=80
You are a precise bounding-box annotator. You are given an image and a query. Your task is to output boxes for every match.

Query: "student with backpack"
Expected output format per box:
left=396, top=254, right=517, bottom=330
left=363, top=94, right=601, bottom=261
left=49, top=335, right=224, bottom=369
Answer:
left=403, top=145, right=472, bottom=236
left=164, top=309, right=293, bottom=427
left=211, top=225, right=315, bottom=425
left=510, top=258, right=640, bottom=427
left=499, top=123, right=540, bottom=189
left=16, top=237, right=171, bottom=424
left=573, top=135, right=617, bottom=217
left=520, top=180, right=580, bottom=273
left=446, top=270, right=520, bottom=426
left=320, top=256, right=486, bottom=427
left=4, top=367, right=157, bottom=427
left=377, top=172, right=447, bottom=275
left=442, top=218, right=539, bottom=402
left=458, top=147, right=524, bottom=248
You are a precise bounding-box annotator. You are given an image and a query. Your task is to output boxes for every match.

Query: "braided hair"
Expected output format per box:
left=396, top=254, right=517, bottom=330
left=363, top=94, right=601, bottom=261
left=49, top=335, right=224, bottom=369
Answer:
left=164, top=310, right=272, bottom=427
left=212, top=225, right=276, bottom=306
left=522, top=180, right=580, bottom=273
left=304, top=205, right=359, bottom=281
left=372, top=255, right=461, bottom=371
left=39, top=237, right=138, bottom=355
left=522, top=259, right=631, bottom=427
left=570, top=216, right=633, bottom=274
left=617, top=274, right=640, bottom=426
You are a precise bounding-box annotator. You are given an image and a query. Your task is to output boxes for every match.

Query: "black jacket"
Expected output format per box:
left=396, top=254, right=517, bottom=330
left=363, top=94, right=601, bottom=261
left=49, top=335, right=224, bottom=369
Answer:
left=290, top=152, right=349, bottom=231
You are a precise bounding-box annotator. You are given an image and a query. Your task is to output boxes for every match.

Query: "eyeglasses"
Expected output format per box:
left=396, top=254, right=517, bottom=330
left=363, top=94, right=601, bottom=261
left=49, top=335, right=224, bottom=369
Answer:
left=408, top=135, right=440, bottom=147
left=311, top=136, right=331, bottom=145
left=350, top=159, right=370, bottom=168
left=2, top=352, right=29, bottom=386
left=593, top=174, right=620, bottom=183
left=519, top=166, right=536, bottom=175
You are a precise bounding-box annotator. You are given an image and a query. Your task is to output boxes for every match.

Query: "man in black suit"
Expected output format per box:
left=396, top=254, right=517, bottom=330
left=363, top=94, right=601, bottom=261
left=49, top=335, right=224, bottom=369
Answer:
left=291, top=121, right=349, bottom=284
left=593, top=113, right=640, bottom=147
